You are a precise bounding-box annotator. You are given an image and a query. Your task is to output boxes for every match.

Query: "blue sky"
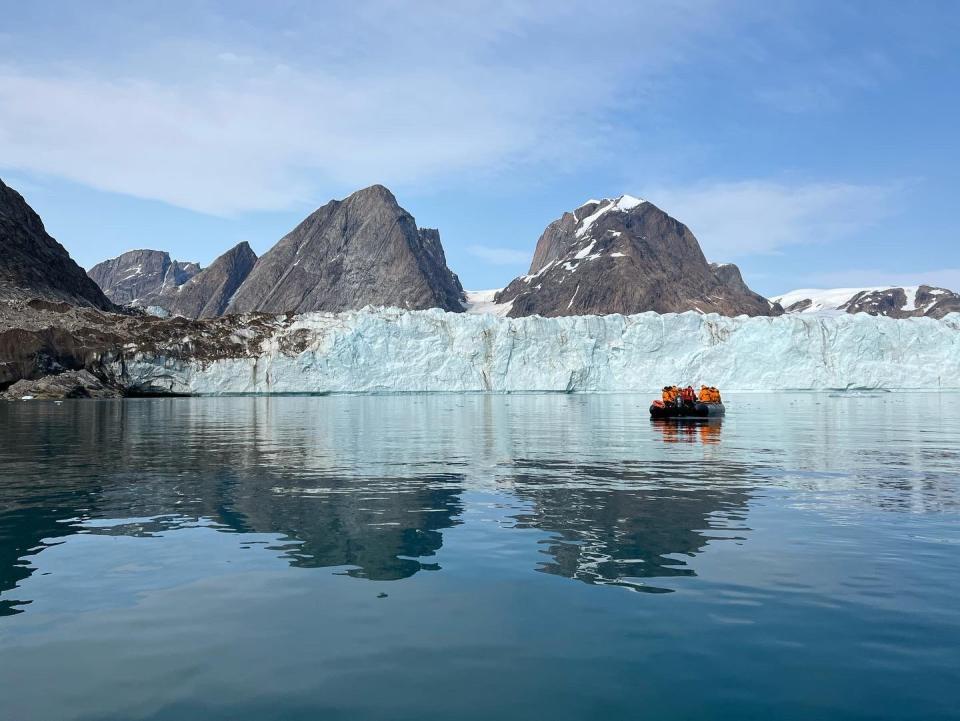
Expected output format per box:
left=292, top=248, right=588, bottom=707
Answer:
left=1, top=1, right=958, bottom=295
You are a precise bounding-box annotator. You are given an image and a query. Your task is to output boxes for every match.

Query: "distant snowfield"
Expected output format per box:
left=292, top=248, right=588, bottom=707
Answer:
left=772, top=287, right=888, bottom=313
left=772, top=286, right=946, bottom=314
left=463, top=289, right=512, bottom=317
left=112, top=307, right=960, bottom=394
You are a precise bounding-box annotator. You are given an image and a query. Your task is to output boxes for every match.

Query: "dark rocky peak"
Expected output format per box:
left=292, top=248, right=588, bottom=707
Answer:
left=154, top=242, right=258, bottom=318
left=225, top=185, right=464, bottom=315
left=775, top=285, right=960, bottom=319
left=0, top=178, right=115, bottom=310
left=783, top=297, right=813, bottom=313
left=842, top=285, right=960, bottom=319
left=88, top=249, right=201, bottom=306
left=495, top=195, right=779, bottom=318
left=915, top=286, right=960, bottom=318
left=711, top=262, right=782, bottom=313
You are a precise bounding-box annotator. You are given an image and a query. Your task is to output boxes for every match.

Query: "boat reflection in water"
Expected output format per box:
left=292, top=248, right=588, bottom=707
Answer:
left=507, top=416, right=753, bottom=594
left=652, top=417, right=723, bottom=444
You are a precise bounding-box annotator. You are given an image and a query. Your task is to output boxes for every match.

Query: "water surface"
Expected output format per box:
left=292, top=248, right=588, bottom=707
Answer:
left=1, top=394, right=959, bottom=720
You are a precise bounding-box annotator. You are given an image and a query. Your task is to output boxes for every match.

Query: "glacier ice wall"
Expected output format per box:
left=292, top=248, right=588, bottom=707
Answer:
left=112, top=308, right=960, bottom=394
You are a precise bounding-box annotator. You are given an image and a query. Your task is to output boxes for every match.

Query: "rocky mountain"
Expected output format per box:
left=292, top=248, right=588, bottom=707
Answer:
left=226, top=185, right=464, bottom=314
left=773, top=286, right=960, bottom=319
left=88, top=249, right=200, bottom=307
left=495, top=196, right=779, bottom=318
left=0, top=178, right=115, bottom=310
left=153, top=242, right=257, bottom=318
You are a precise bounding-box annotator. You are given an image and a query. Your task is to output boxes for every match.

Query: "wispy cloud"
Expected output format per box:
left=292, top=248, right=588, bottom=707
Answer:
left=643, top=179, right=900, bottom=260
left=467, top=245, right=531, bottom=266
left=0, top=2, right=734, bottom=215
left=801, top=268, right=960, bottom=291
left=754, top=52, right=891, bottom=114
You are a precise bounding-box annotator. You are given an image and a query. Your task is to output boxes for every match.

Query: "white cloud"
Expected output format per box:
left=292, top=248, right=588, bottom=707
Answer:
left=467, top=245, right=531, bottom=266
left=0, top=2, right=733, bottom=215
left=643, top=179, right=898, bottom=260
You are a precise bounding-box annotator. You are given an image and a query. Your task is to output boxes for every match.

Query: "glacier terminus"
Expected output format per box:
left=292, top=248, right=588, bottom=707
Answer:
left=112, top=308, right=960, bottom=395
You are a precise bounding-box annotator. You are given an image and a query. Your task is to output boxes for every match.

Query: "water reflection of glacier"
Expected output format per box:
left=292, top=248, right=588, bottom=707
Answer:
left=1, top=393, right=959, bottom=614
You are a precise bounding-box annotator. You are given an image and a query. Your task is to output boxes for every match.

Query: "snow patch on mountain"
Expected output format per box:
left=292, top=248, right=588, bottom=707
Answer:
left=773, top=286, right=953, bottom=316
left=463, top=289, right=514, bottom=317
left=772, top=288, right=888, bottom=314
left=575, top=195, right=647, bottom=238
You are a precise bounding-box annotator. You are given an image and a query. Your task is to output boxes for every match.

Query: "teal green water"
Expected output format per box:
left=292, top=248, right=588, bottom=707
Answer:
left=1, top=394, right=958, bottom=720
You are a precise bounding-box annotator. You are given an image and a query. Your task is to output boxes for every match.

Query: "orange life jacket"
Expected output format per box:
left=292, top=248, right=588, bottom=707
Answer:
left=662, top=385, right=680, bottom=403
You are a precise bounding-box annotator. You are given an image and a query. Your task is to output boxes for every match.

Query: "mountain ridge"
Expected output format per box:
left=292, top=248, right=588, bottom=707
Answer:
left=88, top=249, right=201, bottom=307
left=154, top=241, right=258, bottom=318
left=773, top=286, right=960, bottom=319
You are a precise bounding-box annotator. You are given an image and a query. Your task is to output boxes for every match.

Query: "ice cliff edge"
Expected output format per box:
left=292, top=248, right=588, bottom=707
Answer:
left=109, top=308, right=960, bottom=394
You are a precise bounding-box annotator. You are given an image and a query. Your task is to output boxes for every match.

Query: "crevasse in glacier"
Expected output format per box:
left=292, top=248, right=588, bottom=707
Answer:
left=111, top=308, right=960, bottom=394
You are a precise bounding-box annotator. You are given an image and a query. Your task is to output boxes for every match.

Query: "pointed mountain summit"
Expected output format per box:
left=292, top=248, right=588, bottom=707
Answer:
left=0, top=178, right=114, bottom=310
left=496, top=195, right=780, bottom=317
left=155, top=242, right=258, bottom=318
left=226, top=185, right=464, bottom=315
left=88, top=249, right=200, bottom=307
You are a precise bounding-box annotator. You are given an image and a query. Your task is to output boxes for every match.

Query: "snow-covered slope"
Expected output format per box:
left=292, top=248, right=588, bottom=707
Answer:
left=462, top=289, right=513, bottom=316
left=773, top=286, right=960, bottom=318
left=110, top=307, right=960, bottom=394
left=772, top=288, right=885, bottom=314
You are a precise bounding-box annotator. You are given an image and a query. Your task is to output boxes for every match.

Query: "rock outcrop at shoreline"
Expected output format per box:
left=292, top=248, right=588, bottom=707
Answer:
left=1, top=369, right=124, bottom=400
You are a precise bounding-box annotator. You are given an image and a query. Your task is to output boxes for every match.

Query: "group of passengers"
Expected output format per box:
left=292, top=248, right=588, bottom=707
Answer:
left=661, top=385, right=722, bottom=405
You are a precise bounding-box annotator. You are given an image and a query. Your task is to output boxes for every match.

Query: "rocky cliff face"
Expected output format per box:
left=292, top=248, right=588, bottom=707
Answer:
left=88, top=249, right=200, bottom=306
left=773, top=286, right=960, bottom=319
left=495, top=196, right=779, bottom=318
left=0, top=178, right=115, bottom=310
left=153, top=242, right=257, bottom=318
left=226, top=185, right=464, bottom=314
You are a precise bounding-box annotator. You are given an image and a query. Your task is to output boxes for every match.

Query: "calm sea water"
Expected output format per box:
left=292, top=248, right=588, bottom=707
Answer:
left=1, top=393, right=958, bottom=721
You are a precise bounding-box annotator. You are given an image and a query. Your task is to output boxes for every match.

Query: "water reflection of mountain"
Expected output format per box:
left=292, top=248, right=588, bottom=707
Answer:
left=5, top=393, right=953, bottom=614
left=507, top=453, right=753, bottom=593
left=0, top=399, right=467, bottom=614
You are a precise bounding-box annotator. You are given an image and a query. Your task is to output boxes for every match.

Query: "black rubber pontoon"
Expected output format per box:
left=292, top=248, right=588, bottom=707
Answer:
left=649, top=402, right=725, bottom=419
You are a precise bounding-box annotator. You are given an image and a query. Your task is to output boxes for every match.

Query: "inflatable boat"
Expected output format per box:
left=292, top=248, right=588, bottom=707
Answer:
left=650, top=385, right=725, bottom=419
left=649, top=400, right=725, bottom=419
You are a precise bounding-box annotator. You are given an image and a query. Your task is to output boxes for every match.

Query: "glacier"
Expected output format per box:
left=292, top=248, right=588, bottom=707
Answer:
left=107, top=307, right=960, bottom=394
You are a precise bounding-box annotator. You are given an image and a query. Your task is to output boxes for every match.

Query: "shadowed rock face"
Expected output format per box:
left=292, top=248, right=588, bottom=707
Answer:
left=496, top=196, right=780, bottom=318
left=88, top=249, right=200, bottom=306
left=226, top=185, right=464, bottom=314
left=0, top=179, right=115, bottom=310
left=154, top=242, right=257, bottom=318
